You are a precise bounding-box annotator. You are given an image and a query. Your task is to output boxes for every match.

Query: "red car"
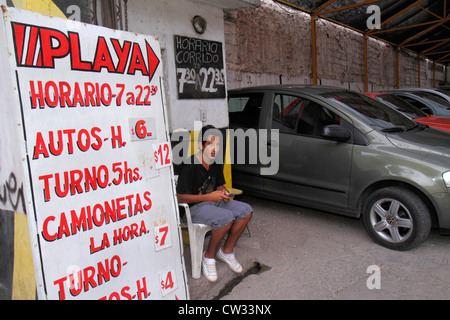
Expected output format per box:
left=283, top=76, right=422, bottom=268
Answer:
left=363, top=92, right=450, bottom=132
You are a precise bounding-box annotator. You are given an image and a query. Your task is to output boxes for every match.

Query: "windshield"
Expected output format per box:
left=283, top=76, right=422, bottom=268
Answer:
left=321, top=91, right=417, bottom=131
left=410, top=91, right=450, bottom=108
left=376, top=94, right=428, bottom=119
left=417, top=90, right=450, bottom=103
left=437, top=88, right=450, bottom=96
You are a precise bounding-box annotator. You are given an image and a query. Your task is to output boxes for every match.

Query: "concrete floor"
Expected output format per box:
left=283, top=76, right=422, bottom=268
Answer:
left=184, top=196, right=450, bottom=300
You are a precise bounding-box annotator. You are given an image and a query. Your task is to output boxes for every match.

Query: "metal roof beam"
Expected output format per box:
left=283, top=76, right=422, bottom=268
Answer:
left=312, top=0, right=337, bottom=16
left=275, top=0, right=449, bottom=65
left=366, top=0, right=427, bottom=35
left=417, top=5, right=442, bottom=20
left=318, top=0, right=380, bottom=16
left=421, top=39, right=450, bottom=55
left=275, top=0, right=310, bottom=13
left=400, top=18, right=449, bottom=46
left=445, top=0, right=448, bottom=19
left=425, top=50, right=450, bottom=56
left=369, top=19, right=444, bottom=36
left=437, top=52, right=450, bottom=62
left=403, top=37, right=450, bottom=47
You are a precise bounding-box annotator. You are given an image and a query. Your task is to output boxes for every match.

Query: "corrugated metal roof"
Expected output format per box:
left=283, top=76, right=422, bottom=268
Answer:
left=193, top=0, right=261, bottom=9
left=276, top=0, right=450, bottom=66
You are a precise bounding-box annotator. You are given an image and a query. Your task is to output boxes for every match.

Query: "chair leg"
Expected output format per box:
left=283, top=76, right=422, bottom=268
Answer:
left=189, top=228, right=203, bottom=279
left=178, top=203, right=214, bottom=279
left=189, top=225, right=213, bottom=279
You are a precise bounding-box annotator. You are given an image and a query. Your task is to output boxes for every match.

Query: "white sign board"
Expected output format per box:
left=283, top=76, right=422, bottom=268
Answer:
left=1, top=7, right=188, bottom=300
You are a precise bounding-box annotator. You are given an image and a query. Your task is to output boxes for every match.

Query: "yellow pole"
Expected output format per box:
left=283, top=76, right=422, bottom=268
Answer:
left=433, top=62, right=435, bottom=87
left=364, top=35, right=368, bottom=92
left=12, top=0, right=66, bottom=18
left=311, top=15, right=318, bottom=85
left=12, top=212, right=36, bottom=300
left=418, top=55, right=421, bottom=87
left=396, top=48, right=400, bottom=88
left=224, top=129, right=232, bottom=189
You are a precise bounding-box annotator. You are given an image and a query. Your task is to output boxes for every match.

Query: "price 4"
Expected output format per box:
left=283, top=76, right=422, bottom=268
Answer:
left=153, top=142, right=171, bottom=169
left=160, top=268, right=177, bottom=297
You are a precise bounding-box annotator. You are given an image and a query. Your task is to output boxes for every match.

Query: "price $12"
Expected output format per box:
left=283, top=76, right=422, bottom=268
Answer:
left=153, top=142, right=171, bottom=169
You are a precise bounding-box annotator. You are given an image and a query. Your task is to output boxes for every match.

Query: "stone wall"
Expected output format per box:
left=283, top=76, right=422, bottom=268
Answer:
left=224, top=1, right=311, bottom=89
left=224, top=0, right=447, bottom=91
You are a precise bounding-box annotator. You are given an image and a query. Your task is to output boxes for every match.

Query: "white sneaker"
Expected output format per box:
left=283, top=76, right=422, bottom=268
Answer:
left=202, top=254, right=218, bottom=282
left=217, top=248, right=243, bottom=273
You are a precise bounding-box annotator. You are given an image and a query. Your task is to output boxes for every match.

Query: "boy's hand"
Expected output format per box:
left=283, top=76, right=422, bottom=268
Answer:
left=207, top=190, right=231, bottom=202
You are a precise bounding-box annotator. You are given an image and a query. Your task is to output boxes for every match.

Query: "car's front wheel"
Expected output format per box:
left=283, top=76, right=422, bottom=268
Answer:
left=362, top=186, right=431, bottom=251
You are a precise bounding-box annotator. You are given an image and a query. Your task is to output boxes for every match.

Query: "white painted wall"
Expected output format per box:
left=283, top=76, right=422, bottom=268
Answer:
left=126, top=0, right=229, bottom=132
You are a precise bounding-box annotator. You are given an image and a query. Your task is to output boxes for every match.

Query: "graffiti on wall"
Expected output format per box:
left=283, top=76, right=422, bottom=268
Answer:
left=0, top=170, right=26, bottom=215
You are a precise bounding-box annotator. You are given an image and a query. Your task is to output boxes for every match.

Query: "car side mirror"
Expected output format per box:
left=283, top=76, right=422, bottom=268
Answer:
left=321, top=124, right=351, bottom=142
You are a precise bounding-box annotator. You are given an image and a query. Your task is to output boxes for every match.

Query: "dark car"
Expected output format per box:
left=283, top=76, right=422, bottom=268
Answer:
left=388, top=91, right=450, bottom=117
left=397, top=88, right=450, bottom=104
left=364, top=92, right=450, bottom=132
left=228, top=85, right=450, bottom=251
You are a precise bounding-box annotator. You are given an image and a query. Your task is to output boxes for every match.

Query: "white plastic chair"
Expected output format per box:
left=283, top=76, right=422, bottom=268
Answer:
left=179, top=203, right=213, bottom=279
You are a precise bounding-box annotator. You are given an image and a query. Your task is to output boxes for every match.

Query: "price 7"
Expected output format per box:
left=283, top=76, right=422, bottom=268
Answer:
left=154, top=224, right=171, bottom=251
left=155, top=225, right=168, bottom=246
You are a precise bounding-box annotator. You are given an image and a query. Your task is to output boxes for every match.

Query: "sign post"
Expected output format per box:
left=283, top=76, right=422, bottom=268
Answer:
left=1, top=7, right=188, bottom=300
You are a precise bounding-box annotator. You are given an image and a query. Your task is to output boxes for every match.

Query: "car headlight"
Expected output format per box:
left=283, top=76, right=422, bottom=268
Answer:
left=443, top=171, right=450, bottom=187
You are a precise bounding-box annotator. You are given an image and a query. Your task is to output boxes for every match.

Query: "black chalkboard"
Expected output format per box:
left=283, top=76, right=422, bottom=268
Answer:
left=174, top=35, right=226, bottom=99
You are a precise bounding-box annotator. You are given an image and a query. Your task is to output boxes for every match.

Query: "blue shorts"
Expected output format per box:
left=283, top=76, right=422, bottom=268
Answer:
left=190, top=200, right=253, bottom=230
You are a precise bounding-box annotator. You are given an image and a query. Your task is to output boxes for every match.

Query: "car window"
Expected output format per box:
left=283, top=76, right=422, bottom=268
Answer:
left=296, top=101, right=342, bottom=137
left=321, top=91, right=417, bottom=131
left=228, top=93, right=263, bottom=128
left=377, top=94, right=428, bottom=119
left=437, top=88, right=450, bottom=96
left=409, top=92, right=450, bottom=109
left=272, top=94, right=304, bottom=133
left=395, top=95, right=433, bottom=115
left=272, top=93, right=346, bottom=139
left=417, top=91, right=449, bottom=103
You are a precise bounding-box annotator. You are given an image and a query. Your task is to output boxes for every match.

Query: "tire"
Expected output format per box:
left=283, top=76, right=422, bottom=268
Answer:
left=362, top=186, right=431, bottom=251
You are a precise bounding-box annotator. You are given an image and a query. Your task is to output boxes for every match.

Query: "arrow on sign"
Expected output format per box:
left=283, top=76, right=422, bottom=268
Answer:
left=146, top=40, right=160, bottom=83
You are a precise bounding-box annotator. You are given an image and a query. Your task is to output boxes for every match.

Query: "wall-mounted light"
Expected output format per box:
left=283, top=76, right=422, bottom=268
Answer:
left=192, top=15, right=207, bottom=34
